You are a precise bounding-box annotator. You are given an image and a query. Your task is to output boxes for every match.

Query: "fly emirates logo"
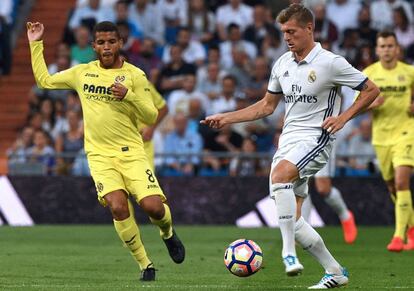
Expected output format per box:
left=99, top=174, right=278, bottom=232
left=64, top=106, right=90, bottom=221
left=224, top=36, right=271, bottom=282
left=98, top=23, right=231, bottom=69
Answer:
left=284, top=84, right=317, bottom=104
left=83, top=83, right=122, bottom=102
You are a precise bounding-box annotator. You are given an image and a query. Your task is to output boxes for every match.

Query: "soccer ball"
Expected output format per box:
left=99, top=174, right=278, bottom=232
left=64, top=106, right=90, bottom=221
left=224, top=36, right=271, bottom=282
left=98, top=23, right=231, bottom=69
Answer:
left=224, top=239, right=263, bottom=277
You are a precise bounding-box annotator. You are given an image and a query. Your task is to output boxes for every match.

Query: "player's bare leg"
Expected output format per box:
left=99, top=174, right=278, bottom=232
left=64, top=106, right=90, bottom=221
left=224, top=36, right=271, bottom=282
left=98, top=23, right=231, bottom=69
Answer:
left=295, top=196, right=349, bottom=289
left=315, top=177, right=357, bottom=244
left=140, top=195, right=185, bottom=263
left=271, top=160, right=303, bottom=276
left=387, top=166, right=413, bottom=252
left=104, top=190, right=154, bottom=281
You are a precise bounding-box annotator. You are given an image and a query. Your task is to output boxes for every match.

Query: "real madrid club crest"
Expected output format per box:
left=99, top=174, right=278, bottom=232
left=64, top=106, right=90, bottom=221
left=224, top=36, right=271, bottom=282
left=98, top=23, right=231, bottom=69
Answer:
left=115, top=75, right=125, bottom=83
left=308, top=70, right=316, bottom=83
left=398, top=75, right=405, bottom=82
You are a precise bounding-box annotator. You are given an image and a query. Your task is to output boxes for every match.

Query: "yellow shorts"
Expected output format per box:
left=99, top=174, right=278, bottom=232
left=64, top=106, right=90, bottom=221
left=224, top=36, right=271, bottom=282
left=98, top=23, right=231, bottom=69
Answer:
left=87, top=154, right=165, bottom=206
left=143, top=140, right=154, bottom=171
left=374, top=134, right=414, bottom=181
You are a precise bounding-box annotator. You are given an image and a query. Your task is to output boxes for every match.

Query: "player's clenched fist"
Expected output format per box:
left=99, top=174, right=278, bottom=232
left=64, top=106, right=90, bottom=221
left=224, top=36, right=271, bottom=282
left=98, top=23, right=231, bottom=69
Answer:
left=27, top=22, right=44, bottom=42
left=200, top=113, right=228, bottom=129
left=111, top=82, right=128, bottom=100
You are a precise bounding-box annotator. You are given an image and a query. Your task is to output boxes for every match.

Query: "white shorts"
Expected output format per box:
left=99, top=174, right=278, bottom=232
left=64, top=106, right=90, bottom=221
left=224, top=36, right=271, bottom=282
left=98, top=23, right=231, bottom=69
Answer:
left=315, top=143, right=336, bottom=178
left=269, top=134, right=334, bottom=198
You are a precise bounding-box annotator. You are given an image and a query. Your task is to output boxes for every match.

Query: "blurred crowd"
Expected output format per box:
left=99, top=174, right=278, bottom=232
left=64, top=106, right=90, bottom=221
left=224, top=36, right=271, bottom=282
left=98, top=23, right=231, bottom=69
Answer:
left=9, top=0, right=413, bottom=176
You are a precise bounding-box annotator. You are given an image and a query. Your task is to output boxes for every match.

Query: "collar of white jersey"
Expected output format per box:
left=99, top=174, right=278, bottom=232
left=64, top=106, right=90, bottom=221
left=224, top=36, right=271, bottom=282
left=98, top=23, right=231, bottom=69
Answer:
left=290, top=42, right=322, bottom=64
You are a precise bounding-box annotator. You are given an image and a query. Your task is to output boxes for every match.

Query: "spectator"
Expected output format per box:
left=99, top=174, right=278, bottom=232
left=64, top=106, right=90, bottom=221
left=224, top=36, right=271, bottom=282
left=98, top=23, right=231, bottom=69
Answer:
left=334, top=28, right=359, bottom=66
left=76, top=0, right=118, bottom=8
left=162, top=26, right=206, bottom=66
left=197, top=62, right=223, bottom=101
left=55, top=110, right=84, bottom=174
left=46, top=52, right=73, bottom=102
left=48, top=45, right=74, bottom=74
left=129, top=0, right=165, bottom=44
left=216, top=0, right=253, bottom=41
left=202, top=124, right=243, bottom=173
left=27, top=130, right=56, bottom=175
left=69, top=0, right=114, bottom=31
left=244, top=56, right=269, bottom=102
left=67, top=91, right=82, bottom=113
left=51, top=100, right=68, bottom=140
left=393, top=7, right=414, bottom=50
left=354, top=43, right=375, bottom=71
left=187, top=98, right=204, bottom=134
left=311, top=3, right=338, bottom=44
left=114, top=0, right=143, bottom=38
left=184, top=0, right=216, bottom=45
left=261, top=28, right=287, bottom=64
left=7, top=126, right=34, bottom=164
left=157, top=44, right=197, bottom=95
left=163, top=112, right=203, bottom=176
left=0, top=0, right=13, bottom=75
left=117, top=20, right=141, bottom=61
left=72, top=149, right=91, bottom=176
left=219, top=23, right=257, bottom=69
left=28, top=112, right=43, bottom=132
left=128, top=37, right=162, bottom=84
left=196, top=45, right=227, bottom=84
left=156, top=0, right=187, bottom=43
left=326, top=0, right=361, bottom=36
left=229, top=136, right=266, bottom=176
left=370, top=0, right=413, bottom=31
left=356, top=5, right=378, bottom=48
left=208, top=75, right=238, bottom=115
left=71, top=26, right=96, bottom=64
left=168, top=74, right=208, bottom=114
left=347, top=119, right=376, bottom=175
left=39, top=99, right=55, bottom=133
left=226, top=45, right=251, bottom=91
left=243, top=4, right=281, bottom=52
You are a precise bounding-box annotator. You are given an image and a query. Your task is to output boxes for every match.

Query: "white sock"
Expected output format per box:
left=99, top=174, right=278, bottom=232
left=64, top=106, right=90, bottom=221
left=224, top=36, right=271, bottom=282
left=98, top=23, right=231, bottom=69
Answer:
left=324, top=187, right=350, bottom=221
left=271, top=183, right=297, bottom=258
left=301, top=195, right=313, bottom=223
left=295, top=216, right=342, bottom=274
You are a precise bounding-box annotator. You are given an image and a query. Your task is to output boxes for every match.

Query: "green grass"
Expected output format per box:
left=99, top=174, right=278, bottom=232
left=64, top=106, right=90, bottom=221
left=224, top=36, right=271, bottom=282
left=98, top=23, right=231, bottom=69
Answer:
left=0, top=226, right=413, bottom=290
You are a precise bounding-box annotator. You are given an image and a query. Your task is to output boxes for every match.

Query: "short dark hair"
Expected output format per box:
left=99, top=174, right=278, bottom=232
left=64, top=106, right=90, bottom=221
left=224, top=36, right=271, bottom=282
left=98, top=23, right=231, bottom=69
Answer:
left=92, top=21, right=120, bottom=40
left=276, top=3, right=314, bottom=27
left=377, top=30, right=397, bottom=41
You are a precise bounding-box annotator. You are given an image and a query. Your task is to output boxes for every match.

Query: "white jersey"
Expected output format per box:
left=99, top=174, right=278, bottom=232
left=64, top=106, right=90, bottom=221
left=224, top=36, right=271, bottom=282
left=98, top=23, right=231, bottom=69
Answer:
left=268, top=43, right=367, bottom=147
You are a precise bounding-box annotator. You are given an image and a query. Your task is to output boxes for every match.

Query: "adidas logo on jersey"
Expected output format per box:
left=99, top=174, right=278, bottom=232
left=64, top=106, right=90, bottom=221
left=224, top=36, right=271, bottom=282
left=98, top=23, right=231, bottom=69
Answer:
left=283, top=71, right=289, bottom=77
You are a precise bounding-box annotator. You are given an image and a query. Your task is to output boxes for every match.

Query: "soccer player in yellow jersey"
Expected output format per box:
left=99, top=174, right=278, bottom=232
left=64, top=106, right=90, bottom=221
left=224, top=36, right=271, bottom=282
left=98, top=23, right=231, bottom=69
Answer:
left=27, top=21, right=185, bottom=280
left=139, top=83, right=168, bottom=170
left=363, top=31, right=414, bottom=252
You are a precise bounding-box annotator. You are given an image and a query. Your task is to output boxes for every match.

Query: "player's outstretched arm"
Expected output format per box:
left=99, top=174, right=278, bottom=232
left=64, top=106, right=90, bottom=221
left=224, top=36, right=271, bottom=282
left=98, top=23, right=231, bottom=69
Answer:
left=27, top=22, right=76, bottom=90
left=200, top=91, right=282, bottom=129
left=322, top=79, right=380, bottom=134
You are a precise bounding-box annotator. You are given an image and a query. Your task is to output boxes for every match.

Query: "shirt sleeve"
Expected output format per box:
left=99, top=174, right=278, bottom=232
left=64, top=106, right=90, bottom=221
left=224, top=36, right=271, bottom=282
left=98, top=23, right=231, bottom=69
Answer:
left=30, top=40, right=78, bottom=90
left=149, top=83, right=166, bottom=110
left=124, top=71, right=158, bottom=125
left=267, top=61, right=283, bottom=94
left=330, top=55, right=367, bottom=90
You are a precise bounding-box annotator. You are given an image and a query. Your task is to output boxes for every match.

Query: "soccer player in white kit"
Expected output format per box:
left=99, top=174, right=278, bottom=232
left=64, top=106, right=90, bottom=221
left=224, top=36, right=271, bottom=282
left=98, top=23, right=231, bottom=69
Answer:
left=201, top=4, right=380, bottom=289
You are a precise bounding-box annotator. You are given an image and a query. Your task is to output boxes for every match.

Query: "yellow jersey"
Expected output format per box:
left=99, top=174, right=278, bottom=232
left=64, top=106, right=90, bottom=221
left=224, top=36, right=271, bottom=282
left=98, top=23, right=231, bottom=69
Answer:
left=138, top=83, right=166, bottom=132
left=363, top=61, right=414, bottom=146
left=30, top=40, right=158, bottom=157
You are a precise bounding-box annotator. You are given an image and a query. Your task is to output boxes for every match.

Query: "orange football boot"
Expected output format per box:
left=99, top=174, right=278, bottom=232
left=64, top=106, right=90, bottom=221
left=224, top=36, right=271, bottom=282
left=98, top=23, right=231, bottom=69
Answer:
left=387, top=237, right=404, bottom=252
left=341, top=211, right=357, bottom=244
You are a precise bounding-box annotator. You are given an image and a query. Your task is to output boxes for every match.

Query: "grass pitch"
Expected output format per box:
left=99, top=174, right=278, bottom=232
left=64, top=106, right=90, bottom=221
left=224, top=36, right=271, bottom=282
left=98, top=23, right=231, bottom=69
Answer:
left=0, top=225, right=413, bottom=290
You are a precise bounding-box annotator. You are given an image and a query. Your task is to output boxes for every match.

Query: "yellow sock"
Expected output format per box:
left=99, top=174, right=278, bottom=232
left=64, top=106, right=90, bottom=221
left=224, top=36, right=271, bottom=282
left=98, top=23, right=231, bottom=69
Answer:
left=409, top=208, right=414, bottom=228
left=394, top=190, right=413, bottom=239
left=113, top=200, right=152, bottom=270
left=150, top=203, right=173, bottom=239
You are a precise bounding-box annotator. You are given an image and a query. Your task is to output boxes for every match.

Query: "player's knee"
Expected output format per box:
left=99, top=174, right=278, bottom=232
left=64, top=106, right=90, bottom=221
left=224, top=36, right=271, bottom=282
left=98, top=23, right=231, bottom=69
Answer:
left=395, top=180, right=409, bottom=191
left=140, top=197, right=165, bottom=220
left=146, top=204, right=165, bottom=220
left=271, top=170, right=293, bottom=184
left=110, top=203, right=129, bottom=220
